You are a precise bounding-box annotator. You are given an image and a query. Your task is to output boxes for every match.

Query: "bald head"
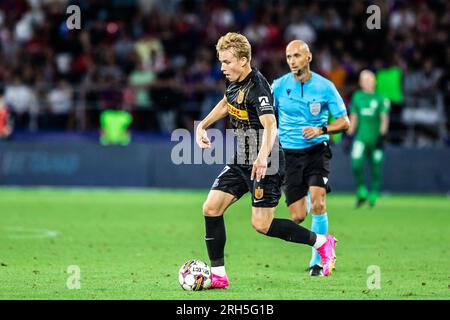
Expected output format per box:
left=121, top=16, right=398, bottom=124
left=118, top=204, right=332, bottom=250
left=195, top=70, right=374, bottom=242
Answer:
left=286, top=40, right=311, bottom=55
left=359, top=69, right=376, bottom=92
left=286, top=40, right=312, bottom=79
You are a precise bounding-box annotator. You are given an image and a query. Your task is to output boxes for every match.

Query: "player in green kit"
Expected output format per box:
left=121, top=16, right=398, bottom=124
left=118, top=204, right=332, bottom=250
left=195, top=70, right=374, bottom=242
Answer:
left=348, top=70, right=390, bottom=208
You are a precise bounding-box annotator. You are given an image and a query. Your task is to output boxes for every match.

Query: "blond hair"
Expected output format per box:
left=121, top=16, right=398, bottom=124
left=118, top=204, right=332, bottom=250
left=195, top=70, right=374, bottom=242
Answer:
left=216, top=32, right=251, bottom=62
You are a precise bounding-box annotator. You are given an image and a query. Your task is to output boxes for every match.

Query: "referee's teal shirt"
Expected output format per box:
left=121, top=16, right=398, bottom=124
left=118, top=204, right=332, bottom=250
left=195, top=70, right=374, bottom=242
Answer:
left=272, top=71, right=347, bottom=150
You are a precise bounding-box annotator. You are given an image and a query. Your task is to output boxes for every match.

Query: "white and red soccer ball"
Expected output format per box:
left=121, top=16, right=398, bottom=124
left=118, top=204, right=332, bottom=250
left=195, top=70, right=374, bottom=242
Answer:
left=178, top=259, right=212, bottom=291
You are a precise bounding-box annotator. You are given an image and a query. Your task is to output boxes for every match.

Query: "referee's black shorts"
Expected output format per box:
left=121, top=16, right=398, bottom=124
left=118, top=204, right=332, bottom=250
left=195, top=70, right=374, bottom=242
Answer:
left=282, top=141, right=332, bottom=206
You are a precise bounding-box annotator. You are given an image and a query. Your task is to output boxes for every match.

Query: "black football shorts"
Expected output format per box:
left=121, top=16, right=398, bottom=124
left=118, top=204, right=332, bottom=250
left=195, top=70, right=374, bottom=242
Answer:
left=211, top=161, right=284, bottom=208
left=282, top=141, right=332, bottom=206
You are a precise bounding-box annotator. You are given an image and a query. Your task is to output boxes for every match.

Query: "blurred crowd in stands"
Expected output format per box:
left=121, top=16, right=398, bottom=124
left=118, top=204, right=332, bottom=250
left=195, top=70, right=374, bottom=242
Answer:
left=0, top=0, right=448, bottom=147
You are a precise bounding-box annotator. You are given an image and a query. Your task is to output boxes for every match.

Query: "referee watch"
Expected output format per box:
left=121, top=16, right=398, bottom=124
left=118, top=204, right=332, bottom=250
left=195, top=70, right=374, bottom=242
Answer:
left=321, top=126, right=328, bottom=134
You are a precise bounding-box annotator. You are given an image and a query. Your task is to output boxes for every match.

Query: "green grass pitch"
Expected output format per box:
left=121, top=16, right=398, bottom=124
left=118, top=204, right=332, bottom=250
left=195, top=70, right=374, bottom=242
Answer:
left=0, top=188, right=448, bottom=300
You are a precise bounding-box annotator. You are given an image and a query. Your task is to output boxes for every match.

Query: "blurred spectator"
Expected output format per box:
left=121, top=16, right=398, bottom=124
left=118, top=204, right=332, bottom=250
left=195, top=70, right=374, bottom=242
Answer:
left=389, top=4, right=416, bottom=32
left=402, top=59, right=444, bottom=147
left=128, top=59, right=157, bottom=130
left=128, top=60, right=155, bottom=109
left=0, top=0, right=447, bottom=147
left=135, top=34, right=165, bottom=71
left=284, top=8, right=316, bottom=44
left=46, top=79, right=74, bottom=130
left=3, top=76, right=38, bottom=130
left=113, top=31, right=135, bottom=63
left=151, top=66, right=184, bottom=133
left=327, top=56, right=348, bottom=92
left=99, top=51, right=124, bottom=82
left=233, top=1, right=254, bottom=29
left=0, top=86, right=13, bottom=139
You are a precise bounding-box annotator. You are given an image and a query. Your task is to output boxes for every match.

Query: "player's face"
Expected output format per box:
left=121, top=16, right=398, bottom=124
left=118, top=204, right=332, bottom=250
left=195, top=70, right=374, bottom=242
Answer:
left=360, top=72, right=376, bottom=92
left=286, top=46, right=311, bottom=74
left=218, top=49, right=245, bottom=82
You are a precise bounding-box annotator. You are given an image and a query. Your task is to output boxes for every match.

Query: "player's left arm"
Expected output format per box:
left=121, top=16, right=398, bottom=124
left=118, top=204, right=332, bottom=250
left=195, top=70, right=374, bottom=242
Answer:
left=347, top=113, right=358, bottom=136
left=249, top=82, right=277, bottom=182
left=380, top=113, right=389, bottom=135
left=375, top=112, right=390, bottom=149
left=303, top=114, right=350, bottom=139
left=347, top=94, right=358, bottom=137
left=380, top=98, right=391, bottom=136
left=251, top=114, right=277, bottom=182
left=376, top=98, right=391, bottom=149
left=302, top=82, right=350, bottom=139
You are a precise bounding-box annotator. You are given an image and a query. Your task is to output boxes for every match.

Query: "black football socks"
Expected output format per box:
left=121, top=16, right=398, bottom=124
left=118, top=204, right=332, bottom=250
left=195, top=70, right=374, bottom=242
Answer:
left=266, top=218, right=317, bottom=246
left=204, top=215, right=226, bottom=267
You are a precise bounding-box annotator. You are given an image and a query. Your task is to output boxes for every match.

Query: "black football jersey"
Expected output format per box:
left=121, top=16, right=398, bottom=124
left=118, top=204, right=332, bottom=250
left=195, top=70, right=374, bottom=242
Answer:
left=225, top=68, right=276, bottom=165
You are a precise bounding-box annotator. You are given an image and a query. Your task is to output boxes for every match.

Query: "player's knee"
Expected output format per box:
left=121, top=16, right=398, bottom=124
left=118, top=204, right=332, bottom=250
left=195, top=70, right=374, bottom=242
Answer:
left=202, top=202, right=223, bottom=217
left=251, top=217, right=270, bottom=234
left=291, top=212, right=307, bottom=224
left=311, top=199, right=326, bottom=214
left=292, top=216, right=306, bottom=224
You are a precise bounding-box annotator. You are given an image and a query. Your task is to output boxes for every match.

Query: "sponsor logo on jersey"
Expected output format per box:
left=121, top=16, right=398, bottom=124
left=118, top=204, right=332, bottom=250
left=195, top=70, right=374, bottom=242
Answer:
left=258, top=96, right=270, bottom=107
left=227, top=103, right=249, bottom=120
left=258, top=96, right=273, bottom=112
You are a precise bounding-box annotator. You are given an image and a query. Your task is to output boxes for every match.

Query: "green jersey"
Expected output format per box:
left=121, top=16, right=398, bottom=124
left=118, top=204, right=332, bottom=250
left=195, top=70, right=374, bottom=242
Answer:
left=350, top=90, right=390, bottom=144
left=100, top=110, right=132, bottom=145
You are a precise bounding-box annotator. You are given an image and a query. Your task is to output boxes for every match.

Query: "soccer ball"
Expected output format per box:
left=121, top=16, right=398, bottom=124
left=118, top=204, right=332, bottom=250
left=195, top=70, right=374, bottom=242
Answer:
left=178, top=259, right=212, bottom=291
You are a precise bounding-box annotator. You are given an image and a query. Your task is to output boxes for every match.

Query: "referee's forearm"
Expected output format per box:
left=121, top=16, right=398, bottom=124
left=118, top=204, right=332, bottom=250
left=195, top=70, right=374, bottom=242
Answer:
left=324, top=115, right=350, bottom=134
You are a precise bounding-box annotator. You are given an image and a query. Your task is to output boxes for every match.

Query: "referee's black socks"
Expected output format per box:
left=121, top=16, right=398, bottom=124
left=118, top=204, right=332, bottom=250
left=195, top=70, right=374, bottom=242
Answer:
left=204, top=215, right=226, bottom=267
left=266, top=218, right=317, bottom=246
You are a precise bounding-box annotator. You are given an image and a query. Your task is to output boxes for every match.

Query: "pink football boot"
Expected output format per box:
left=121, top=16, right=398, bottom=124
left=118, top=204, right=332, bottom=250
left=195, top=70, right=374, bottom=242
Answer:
left=316, top=235, right=337, bottom=276
left=210, top=273, right=229, bottom=289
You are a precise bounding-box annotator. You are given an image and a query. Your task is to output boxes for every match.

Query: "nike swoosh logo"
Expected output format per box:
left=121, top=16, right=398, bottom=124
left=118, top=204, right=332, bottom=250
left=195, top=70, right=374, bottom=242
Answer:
left=205, top=237, right=215, bottom=241
left=253, top=199, right=264, bottom=203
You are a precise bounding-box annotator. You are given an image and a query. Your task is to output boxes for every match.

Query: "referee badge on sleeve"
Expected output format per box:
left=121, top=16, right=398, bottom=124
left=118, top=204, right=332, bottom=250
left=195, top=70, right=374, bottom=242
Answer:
left=309, top=102, right=321, bottom=116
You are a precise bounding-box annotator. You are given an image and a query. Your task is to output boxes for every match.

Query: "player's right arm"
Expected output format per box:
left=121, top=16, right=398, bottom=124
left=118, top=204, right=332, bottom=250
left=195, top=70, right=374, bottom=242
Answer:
left=347, top=112, right=358, bottom=136
left=196, top=96, right=228, bottom=149
left=347, top=94, right=358, bottom=137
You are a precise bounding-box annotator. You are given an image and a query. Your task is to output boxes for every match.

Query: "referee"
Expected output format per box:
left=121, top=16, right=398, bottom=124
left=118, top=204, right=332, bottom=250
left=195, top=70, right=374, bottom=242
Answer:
left=272, top=40, right=350, bottom=276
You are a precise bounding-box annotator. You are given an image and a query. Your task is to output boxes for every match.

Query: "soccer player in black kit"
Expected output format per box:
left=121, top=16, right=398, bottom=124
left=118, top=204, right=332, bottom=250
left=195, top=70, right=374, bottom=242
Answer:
left=195, top=33, right=337, bottom=288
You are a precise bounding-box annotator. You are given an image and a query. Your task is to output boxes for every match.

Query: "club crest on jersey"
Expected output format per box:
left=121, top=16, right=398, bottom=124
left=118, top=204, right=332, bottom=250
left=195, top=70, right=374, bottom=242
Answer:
left=309, top=102, right=321, bottom=116
left=254, top=186, right=264, bottom=199
left=237, top=90, right=245, bottom=104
